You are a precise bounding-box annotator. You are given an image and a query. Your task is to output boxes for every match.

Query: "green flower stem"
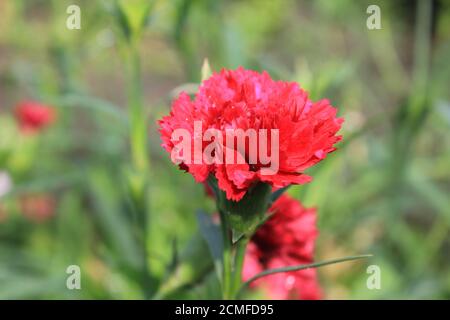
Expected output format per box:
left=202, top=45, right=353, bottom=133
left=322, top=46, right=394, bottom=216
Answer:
left=125, top=40, right=153, bottom=298
left=218, top=208, right=250, bottom=300
left=231, top=236, right=249, bottom=299
left=126, top=43, right=149, bottom=173
left=219, top=210, right=232, bottom=299
left=409, top=0, right=432, bottom=123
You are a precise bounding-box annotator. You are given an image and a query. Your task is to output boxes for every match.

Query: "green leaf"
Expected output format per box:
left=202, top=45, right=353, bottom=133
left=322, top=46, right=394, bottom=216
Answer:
left=239, top=254, right=373, bottom=295
left=0, top=273, right=67, bottom=299
left=168, top=237, right=179, bottom=272
left=219, top=182, right=272, bottom=240
left=154, top=234, right=213, bottom=299
left=6, top=171, right=84, bottom=199
left=270, top=185, right=290, bottom=203
left=115, top=0, right=154, bottom=42
left=206, top=175, right=220, bottom=199
left=88, top=169, right=142, bottom=271
left=53, top=93, right=126, bottom=123
left=197, top=211, right=223, bottom=283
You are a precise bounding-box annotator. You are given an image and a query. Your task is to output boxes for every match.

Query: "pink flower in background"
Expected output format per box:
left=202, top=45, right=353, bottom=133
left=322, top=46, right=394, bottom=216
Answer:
left=0, top=171, right=13, bottom=198
left=15, top=100, right=56, bottom=134
left=243, top=194, right=322, bottom=299
left=0, top=171, right=13, bottom=224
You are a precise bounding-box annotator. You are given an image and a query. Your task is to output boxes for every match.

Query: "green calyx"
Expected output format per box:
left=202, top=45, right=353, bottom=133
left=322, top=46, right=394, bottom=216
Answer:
left=208, top=177, right=272, bottom=241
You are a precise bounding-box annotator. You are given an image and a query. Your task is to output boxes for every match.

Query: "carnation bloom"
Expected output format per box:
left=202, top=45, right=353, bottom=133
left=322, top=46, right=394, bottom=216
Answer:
left=159, top=68, right=343, bottom=201
left=14, top=100, right=56, bottom=134
left=243, top=194, right=322, bottom=300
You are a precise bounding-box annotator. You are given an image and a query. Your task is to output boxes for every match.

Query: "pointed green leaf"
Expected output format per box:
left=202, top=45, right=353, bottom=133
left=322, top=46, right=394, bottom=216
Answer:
left=154, top=234, right=213, bottom=299
left=197, top=211, right=223, bottom=283
left=270, top=185, right=290, bottom=203
left=168, top=237, right=179, bottom=272
left=115, top=0, right=154, bottom=42
left=239, top=254, right=373, bottom=296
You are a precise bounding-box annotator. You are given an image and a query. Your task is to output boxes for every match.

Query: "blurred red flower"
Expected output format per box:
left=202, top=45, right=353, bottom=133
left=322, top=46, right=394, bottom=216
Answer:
left=243, top=194, right=322, bottom=300
left=15, top=100, right=56, bottom=134
left=159, top=68, right=343, bottom=201
left=20, top=194, right=56, bottom=223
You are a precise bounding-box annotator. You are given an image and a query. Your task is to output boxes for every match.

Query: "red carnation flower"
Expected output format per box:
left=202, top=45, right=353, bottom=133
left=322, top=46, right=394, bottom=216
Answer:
left=159, top=68, right=343, bottom=201
left=15, top=100, right=56, bottom=134
left=243, top=194, right=322, bottom=300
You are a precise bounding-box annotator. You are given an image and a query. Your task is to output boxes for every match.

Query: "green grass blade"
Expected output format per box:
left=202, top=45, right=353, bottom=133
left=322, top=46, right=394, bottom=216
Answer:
left=240, top=254, right=373, bottom=295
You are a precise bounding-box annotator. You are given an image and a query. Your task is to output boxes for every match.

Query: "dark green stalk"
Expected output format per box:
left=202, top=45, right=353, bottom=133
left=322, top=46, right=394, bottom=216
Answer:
left=410, top=0, right=432, bottom=120
left=231, top=236, right=249, bottom=299
left=125, top=41, right=152, bottom=298
left=219, top=210, right=232, bottom=299
left=126, top=43, right=149, bottom=173
left=389, top=0, right=432, bottom=190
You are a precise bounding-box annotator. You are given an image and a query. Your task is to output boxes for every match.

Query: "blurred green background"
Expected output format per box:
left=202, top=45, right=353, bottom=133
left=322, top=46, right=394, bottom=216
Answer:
left=0, top=0, right=449, bottom=299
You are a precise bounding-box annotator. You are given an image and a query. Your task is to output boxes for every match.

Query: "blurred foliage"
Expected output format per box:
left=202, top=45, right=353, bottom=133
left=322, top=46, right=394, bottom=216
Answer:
left=0, top=0, right=449, bottom=299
